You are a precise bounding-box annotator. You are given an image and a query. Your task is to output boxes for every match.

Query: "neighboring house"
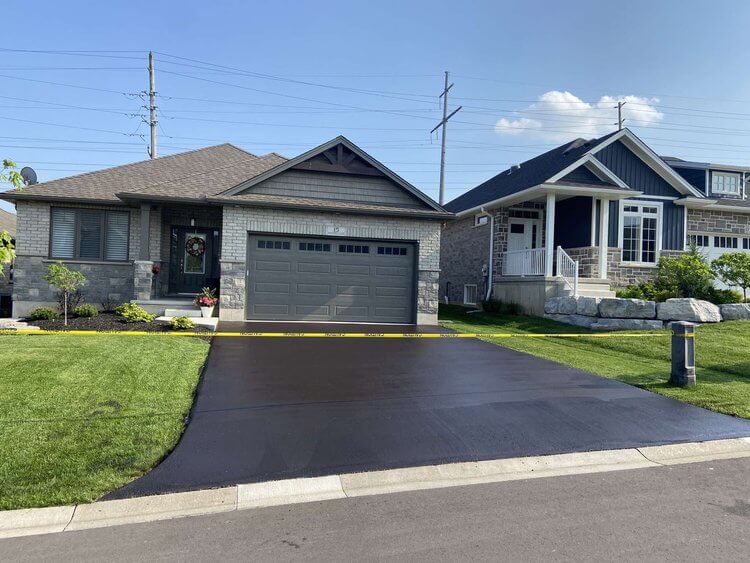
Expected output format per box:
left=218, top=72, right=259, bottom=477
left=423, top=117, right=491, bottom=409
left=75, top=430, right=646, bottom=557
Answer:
left=0, top=136, right=450, bottom=324
left=440, top=128, right=750, bottom=314
left=0, top=208, right=16, bottom=317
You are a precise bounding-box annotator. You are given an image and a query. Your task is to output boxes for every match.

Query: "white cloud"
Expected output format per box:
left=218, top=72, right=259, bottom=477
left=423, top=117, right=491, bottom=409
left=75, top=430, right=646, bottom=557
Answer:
left=494, top=91, right=664, bottom=142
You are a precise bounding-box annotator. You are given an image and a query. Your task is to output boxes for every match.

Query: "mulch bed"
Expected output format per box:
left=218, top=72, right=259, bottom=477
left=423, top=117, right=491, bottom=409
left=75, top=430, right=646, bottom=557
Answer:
left=27, top=312, right=211, bottom=333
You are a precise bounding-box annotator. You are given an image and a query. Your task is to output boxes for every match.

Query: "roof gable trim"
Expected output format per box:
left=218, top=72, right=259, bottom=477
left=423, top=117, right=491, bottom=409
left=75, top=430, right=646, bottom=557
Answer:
left=220, top=136, right=445, bottom=212
left=547, top=154, right=628, bottom=189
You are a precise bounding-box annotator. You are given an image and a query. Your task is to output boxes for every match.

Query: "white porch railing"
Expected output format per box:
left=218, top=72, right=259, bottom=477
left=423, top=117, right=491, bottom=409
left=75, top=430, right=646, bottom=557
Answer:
left=501, top=247, right=546, bottom=276
left=556, top=246, right=579, bottom=296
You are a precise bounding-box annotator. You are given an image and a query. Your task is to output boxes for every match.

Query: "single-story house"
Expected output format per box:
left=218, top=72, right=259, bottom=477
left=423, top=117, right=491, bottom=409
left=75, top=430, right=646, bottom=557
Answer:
left=440, top=128, right=750, bottom=314
left=0, top=136, right=451, bottom=324
left=0, top=207, right=16, bottom=317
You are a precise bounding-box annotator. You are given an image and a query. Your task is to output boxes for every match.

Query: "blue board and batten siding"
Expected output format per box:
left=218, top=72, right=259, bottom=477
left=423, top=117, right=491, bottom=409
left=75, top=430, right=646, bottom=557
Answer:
left=594, top=141, right=685, bottom=251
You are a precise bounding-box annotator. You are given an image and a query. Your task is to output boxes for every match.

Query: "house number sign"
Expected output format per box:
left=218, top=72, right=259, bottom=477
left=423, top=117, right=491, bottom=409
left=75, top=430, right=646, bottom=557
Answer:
left=325, top=226, right=348, bottom=236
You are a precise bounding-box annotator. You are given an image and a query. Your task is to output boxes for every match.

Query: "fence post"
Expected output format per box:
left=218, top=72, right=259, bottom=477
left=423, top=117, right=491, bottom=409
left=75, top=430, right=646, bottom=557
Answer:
left=670, top=321, right=696, bottom=387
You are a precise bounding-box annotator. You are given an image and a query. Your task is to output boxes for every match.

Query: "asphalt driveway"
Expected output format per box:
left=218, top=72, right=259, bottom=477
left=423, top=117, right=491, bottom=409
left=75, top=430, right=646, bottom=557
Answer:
left=109, top=322, right=750, bottom=498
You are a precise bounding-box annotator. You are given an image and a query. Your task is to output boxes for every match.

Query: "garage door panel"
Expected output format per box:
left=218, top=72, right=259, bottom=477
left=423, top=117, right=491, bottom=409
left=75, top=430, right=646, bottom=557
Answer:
left=296, top=283, right=330, bottom=295
left=255, top=260, right=291, bottom=272
left=336, top=264, right=371, bottom=276
left=247, top=235, right=415, bottom=323
left=297, top=262, right=331, bottom=274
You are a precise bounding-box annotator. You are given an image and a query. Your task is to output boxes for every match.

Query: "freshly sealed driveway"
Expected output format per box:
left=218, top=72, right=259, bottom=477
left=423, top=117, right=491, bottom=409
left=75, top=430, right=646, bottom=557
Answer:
left=109, top=322, right=750, bottom=498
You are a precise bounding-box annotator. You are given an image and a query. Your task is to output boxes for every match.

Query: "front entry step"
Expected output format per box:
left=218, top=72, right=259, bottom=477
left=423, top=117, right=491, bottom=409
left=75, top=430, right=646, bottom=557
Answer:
left=164, top=308, right=202, bottom=318
left=559, top=278, right=616, bottom=299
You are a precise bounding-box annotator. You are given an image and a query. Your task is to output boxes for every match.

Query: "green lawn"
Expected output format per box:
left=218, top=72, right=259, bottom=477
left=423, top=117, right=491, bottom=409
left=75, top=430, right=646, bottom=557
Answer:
left=440, top=305, right=750, bottom=420
left=0, top=335, right=209, bottom=510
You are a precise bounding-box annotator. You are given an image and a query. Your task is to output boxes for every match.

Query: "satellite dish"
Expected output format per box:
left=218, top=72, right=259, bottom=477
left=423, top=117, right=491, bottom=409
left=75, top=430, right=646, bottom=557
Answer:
left=20, top=167, right=37, bottom=186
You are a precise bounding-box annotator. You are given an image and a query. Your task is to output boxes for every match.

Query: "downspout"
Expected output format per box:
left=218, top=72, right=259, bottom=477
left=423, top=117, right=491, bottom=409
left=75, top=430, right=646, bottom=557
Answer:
left=482, top=206, right=494, bottom=301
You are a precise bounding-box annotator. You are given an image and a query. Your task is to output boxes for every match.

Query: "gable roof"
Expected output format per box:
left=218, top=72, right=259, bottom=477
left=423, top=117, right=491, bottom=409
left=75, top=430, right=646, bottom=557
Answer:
left=221, top=135, right=446, bottom=213
left=445, top=128, right=704, bottom=214
left=0, top=144, right=285, bottom=205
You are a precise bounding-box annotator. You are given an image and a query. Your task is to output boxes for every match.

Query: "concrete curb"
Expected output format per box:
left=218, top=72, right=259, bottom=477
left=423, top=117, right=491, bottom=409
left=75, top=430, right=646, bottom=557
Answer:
left=1, top=437, right=748, bottom=540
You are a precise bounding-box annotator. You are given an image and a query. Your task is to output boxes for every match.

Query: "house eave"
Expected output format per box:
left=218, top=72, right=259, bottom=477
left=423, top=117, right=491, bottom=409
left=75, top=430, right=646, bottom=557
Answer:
left=676, top=197, right=750, bottom=214
left=454, top=184, right=641, bottom=218
left=0, top=192, right=125, bottom=206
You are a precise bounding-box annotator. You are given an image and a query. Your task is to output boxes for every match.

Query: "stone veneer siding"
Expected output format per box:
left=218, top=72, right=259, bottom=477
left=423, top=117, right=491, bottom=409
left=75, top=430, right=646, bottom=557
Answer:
left=11, top=201, right=140, bottom=316
left=687, top=208, right=750, bottom=235
left=220, top=206, right=442, bottom=324
left=439, top=215, right=490, bottom=303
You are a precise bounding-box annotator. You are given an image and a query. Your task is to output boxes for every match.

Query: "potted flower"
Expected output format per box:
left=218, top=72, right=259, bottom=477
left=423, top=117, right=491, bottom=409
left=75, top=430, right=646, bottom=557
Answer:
left=195, top=287, right=218, bottom=318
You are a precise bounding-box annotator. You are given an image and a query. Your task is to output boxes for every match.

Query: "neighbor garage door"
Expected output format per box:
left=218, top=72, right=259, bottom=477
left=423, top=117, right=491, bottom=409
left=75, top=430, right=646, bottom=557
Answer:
left=246, top=234, right=416, bottom=323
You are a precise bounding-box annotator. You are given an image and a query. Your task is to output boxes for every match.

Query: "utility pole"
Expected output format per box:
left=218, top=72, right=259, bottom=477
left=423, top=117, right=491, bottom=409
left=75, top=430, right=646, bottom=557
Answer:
left=617, top=101, right=626, bottom=131
left=431, top=71, right=462, bottom=205
left=148, top=51, right=157, bottom=159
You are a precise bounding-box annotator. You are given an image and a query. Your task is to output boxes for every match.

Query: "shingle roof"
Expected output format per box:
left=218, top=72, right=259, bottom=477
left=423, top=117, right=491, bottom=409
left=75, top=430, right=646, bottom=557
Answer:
left=444, top=130, right=623, bottom=213
left=0, top=144, right=286, bottom=204
left=0, top=208, right=16, bottom=236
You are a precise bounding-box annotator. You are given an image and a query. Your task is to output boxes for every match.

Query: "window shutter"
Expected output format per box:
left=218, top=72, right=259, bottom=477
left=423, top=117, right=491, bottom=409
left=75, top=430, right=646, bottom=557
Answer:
left=50, top=208, right=75, bottom=259
left=79, top=210, right=103, bottom=259
left=105, top=211, right=129, bottom=261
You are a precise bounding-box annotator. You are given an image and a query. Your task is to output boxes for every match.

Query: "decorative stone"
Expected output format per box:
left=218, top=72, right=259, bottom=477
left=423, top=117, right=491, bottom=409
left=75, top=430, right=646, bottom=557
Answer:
left=657, top=298, right=722, bottom=323
left=575, top=296, right=600, bottom=317
left=598, top=298, right=656, bottom=319
left=590, top=318, right=664, bottom=331
left=544, top=297, right=577, bottom=315
left=719, top=303, right=750, bottom=321
left=543, top=314, right=597, bottom=328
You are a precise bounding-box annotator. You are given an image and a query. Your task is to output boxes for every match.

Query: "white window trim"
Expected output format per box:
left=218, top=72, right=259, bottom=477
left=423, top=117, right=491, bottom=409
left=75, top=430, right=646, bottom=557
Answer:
left=617, top=199, right=663, bottom=266
left=463, top=284, right=478, bottom=305
left=710, top=171, right=742, bottom=197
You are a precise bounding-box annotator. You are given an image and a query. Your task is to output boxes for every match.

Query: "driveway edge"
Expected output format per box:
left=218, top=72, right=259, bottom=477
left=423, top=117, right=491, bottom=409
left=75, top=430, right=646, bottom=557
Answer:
left=2, top=437, right=748, bottom=540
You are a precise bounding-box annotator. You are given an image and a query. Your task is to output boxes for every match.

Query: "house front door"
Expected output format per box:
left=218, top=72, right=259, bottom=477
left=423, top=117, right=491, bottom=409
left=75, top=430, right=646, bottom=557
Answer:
left=507, top=218, right=539, bottom=252
left=169, top=227, right=221, bottom=295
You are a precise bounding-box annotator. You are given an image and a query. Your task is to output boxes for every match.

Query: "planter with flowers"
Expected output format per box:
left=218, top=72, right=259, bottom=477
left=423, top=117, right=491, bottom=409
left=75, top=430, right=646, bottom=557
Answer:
left=195, top=287, right=218, bottom=318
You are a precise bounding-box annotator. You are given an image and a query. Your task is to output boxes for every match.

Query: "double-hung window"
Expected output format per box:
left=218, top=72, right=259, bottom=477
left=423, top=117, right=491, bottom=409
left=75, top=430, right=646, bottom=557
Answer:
left=711, top=172, right=741, bottom=196
left=50, top=208, right=130, bottom=261
left=621, top=202, right=660, bottom=264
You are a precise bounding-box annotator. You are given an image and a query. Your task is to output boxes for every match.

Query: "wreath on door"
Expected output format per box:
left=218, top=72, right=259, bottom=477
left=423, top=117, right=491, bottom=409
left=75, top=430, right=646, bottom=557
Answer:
left=185, top=236, right=206, bottom=257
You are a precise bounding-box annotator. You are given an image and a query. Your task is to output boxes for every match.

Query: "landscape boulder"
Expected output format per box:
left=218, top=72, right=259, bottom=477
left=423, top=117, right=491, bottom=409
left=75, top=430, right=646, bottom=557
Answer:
left=590, top=318, right=664, bottom=331
left=544, top=296, right=577, bottom=315
left=543, top=314, right=597, bottom=328
left=718, top=303, right=750, bottom=321
left=598, top=298, right=656, bottom=319
left=657, top=298, right=722, bottom=323
left=575, top=296, right=600, bottom=317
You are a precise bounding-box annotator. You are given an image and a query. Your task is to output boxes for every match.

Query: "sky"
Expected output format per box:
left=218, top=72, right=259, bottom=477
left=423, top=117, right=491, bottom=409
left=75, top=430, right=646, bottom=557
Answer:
left=3, top=0, right=750, bottom=213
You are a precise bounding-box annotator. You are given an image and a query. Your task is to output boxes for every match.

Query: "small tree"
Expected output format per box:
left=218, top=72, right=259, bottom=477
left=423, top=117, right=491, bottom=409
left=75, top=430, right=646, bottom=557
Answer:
left=43, top=262, right=86, bottom=325
left=712, top=253, right=750, bottom=302
left=0, top=159, right=25, bottom=276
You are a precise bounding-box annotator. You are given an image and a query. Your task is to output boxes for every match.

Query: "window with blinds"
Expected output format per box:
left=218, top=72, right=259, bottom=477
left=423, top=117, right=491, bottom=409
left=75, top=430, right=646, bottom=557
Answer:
left=50, top=208, right=130, bottom=261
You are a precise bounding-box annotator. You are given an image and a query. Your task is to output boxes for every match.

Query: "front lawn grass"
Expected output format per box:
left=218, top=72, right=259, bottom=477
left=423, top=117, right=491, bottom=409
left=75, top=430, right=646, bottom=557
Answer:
left=440, top=305, right=750, bottom=420
left=0, top=335, right=209, bottom=510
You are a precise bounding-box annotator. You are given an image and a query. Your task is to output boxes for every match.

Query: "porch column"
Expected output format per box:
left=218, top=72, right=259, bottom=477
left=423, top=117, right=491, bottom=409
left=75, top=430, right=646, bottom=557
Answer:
left=599, top=198, right=609, bottom=279
left=138, top=203, right=150, bottom=261
left=545, top=192, right=556, bottom=277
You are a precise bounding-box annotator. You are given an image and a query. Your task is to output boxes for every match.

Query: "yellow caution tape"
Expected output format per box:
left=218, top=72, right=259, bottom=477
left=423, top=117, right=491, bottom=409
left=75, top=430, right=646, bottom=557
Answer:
left=0, top=329, right=675, bottom=338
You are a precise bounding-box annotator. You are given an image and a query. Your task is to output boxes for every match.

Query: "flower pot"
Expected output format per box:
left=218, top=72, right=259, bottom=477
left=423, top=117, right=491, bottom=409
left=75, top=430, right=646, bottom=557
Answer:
left=200, top=306, right=214, bottom=318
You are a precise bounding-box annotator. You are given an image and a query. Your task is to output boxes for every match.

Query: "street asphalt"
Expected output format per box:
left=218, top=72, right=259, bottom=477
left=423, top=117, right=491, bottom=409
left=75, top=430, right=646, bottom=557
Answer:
left=109, top=321, right=750, bottom=498
left=4, top=457, right=749, bottom=561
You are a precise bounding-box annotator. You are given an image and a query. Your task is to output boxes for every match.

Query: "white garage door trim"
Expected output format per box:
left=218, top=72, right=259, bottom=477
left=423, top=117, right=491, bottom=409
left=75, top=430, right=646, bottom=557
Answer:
left=690, top=233, right=750, bottom=290
left=245, top=233, right=418, bottom=324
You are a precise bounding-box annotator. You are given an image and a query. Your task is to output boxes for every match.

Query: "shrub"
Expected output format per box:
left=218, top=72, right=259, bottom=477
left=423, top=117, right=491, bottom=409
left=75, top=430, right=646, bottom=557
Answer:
left=701, top=287, right=743, bottom=305
left=653, top=245, right=714, bottom=299
left=480, top=299, right=523, bottom=315
left=170, top=316, right=196, bottom=330
left=615, top=282, right=676, bottom=302
left=74, top=304, right=99, bottom=318
left=100, top=297, right=120, bottom=312
left=28, top=307, right=59, bottom=321
left=114, top=303, right=156, bottom=323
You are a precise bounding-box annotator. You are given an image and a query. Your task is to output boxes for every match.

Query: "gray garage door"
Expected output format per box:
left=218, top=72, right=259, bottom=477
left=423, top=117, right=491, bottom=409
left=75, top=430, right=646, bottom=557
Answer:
left=246, top=234, right=416, bottom=323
